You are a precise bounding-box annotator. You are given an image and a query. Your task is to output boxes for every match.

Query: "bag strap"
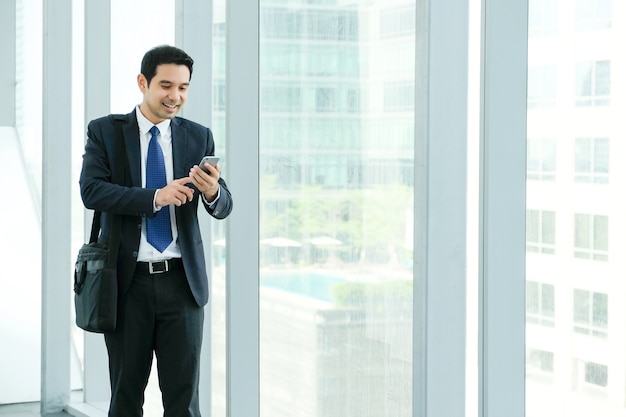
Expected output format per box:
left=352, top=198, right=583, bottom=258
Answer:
left=88, top=115, right=129, bottom=270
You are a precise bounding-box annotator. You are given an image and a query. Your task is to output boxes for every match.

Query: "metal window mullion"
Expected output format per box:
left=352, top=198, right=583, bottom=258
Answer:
left=0, top=0, right=16, bottom=126
left=479, top=0, right=528, bottom=416
left=81, top=0, right=112, bottom=406
left=414, top=0, right=469, bottom=415
left=41, top=0, right=73, bottom=413
left=225, top=0, right=260, bottom=416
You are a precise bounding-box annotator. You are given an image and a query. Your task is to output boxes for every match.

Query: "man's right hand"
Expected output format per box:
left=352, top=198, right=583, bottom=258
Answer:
left=155, top=177, right=195, bottom=207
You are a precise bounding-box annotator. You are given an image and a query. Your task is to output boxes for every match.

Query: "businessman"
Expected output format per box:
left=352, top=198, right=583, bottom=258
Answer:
left=80, top=45, right=232, bottom=417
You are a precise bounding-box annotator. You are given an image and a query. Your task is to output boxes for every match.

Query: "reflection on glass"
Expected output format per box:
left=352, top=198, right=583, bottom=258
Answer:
left=526, top=1, right=625, bottom=415
left=258, top=1, right=415, bottom=416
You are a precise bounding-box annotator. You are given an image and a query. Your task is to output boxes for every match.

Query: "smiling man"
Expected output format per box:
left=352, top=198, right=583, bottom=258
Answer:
left=79, top=45, right=233, bottom=417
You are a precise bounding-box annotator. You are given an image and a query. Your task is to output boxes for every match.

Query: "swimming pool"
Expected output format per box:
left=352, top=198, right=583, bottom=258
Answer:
left=260, top=271, right=346, bottom=302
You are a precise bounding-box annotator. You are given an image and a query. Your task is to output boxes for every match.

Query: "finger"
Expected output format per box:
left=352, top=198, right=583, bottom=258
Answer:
left=191, top=176, right=213, bottom=193
left=173, top=185, right=194, bottom=203
left=182, top=187, right=194, bottom=201
left=178, top=190, right=191, bottom=205
left=174, top=176, right=192, bottom=185
left=191, top=165, right=211, bottom=179
left=205, top=164, right=220, bottom=177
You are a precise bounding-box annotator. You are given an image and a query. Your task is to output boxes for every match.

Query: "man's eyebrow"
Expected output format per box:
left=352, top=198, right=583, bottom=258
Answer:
left=158, top=80, right=189, bottom=87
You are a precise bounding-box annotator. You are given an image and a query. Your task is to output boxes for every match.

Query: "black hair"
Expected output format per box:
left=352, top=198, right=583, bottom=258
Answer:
left=140, top=45, right=194, bottom=85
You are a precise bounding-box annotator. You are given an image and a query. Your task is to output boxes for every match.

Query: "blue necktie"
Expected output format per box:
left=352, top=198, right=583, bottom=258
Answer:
left=146, top=126, right=172, bottom=252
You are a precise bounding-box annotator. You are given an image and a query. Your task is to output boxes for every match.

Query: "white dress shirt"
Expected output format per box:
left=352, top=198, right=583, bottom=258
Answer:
left=135, top=106, right=182, bottom=262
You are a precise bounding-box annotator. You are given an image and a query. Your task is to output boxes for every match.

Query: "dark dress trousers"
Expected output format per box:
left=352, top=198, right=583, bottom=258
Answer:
left=79, top=109, right=232, bottom=417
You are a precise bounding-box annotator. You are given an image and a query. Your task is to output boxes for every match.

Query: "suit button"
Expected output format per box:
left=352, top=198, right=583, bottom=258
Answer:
left=132, top=251, right=138, bottom=258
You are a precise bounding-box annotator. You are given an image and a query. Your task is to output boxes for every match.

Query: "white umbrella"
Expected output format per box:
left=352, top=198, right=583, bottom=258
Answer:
left=260, top=237, right=302, bottom=247
left=309, top=236, right=342, bottom=246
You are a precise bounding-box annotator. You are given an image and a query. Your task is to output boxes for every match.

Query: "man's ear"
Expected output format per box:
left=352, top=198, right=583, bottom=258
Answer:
left=137, top=73, right=148, bottom=93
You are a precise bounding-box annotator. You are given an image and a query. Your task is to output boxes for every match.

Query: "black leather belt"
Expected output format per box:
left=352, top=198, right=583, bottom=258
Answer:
left=136, top=258, right=183, bottom=274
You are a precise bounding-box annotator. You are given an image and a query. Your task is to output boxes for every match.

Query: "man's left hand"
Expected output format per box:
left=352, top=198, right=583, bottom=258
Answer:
left=189, top=163, right=220, bottom=201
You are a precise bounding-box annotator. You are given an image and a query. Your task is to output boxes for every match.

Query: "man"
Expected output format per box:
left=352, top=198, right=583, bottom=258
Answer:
left=80, top=45, right=232, bottom=417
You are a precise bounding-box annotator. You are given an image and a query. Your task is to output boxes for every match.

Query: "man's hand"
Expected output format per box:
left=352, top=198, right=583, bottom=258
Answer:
left=189, top=163, right=220, bottom=201
left=155, top=177, right=195, bottom=207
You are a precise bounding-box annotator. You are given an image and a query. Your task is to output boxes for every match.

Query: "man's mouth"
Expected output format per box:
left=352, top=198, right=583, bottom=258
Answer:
left=163, top=103, right=177, bottom=110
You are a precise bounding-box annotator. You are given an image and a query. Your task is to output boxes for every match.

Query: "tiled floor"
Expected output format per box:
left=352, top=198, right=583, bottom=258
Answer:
left=0, top=402, right=71, bottom=417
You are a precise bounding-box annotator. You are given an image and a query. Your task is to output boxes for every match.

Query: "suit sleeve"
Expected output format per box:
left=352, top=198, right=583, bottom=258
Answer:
left=79, top=119, right=155, bottom=217
left=201, top=127, right=233, bottom=219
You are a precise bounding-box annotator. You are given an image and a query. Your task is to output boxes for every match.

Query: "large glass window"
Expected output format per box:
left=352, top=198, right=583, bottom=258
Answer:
left=1, top=0, right=44, bottom=405
left=211, top=2, right=227, bottom=416
left=259, top=1, right=414, bottom=416
left=526, top=2, right=625, bottom=416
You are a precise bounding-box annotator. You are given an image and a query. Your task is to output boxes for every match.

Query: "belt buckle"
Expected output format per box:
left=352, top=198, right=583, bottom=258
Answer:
left=148, top=260, right=168, bottom=274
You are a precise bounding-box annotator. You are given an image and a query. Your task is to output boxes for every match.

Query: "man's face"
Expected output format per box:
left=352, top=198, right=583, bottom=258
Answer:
left=137, top=63, right=190, bottom=124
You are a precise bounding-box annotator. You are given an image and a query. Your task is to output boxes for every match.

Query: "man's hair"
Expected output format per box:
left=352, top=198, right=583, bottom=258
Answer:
left=140, top=45, right=194, bottom=85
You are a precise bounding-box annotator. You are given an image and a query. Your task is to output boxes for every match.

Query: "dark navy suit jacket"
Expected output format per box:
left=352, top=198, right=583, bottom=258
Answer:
left=79, top=109, right=232, bottom=307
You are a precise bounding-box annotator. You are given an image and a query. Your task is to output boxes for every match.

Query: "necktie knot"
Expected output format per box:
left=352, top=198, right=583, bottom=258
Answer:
left=149, top=125, right=159, bottom=138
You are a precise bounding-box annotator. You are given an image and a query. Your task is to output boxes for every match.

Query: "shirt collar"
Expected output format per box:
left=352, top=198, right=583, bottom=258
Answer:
left=135, top=105, right=172, bottom=138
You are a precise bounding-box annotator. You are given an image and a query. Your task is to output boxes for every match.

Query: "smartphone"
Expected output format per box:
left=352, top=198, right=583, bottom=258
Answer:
left=199, top=156, right=220, bottom=174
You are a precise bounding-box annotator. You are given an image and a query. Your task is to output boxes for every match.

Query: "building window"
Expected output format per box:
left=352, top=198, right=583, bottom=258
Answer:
left=380, top=5, right=415, bottom=38
left=529, top=0, right=558, bottom=36
left=383, top=81, right=414, bottom=112
left=261, top=8, right=303, bottom=39
left=577, top=0, right=611, bottom=31
left=526, top=209, right=556, bottom=254
left=316, top=87, right=336, bottom=112
left=527, top=137, right=556, bottom=181
left=575, top=138, right=609, bottom=184
left=528, top=65, right=557, bottom=108
left=576, top=60, right=610, bottom=106
left=213, top=82, right=226, bottom=112
left=585, top=362, right=608, bottom=387
left=346, top=89, right=360, bottom=113
left=527, top=281, right=555, bottom=327
left=305, top=10, right=359, bottom=41
left=573, top=289, right=608, bottom=338
left=261, top=85, right=302, bottom=112
left=527, top=349, right=554, bottom=373
left=574, top=213, right=608, bottom=261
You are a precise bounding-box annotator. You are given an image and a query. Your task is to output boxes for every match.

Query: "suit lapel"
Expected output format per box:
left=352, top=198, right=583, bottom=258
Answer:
left=171, top=117, right=188, bottom=179
left=170, top=118, right=188, bottom=222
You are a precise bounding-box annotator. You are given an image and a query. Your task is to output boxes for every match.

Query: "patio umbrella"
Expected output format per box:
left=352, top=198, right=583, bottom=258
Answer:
left=260, top=237, right=303, bottom=247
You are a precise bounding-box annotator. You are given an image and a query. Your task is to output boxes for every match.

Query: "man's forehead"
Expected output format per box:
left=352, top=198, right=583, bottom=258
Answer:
left=154, top=63, right=190, bottom=81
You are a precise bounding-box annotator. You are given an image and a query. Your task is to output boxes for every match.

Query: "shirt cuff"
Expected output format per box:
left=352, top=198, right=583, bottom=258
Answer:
left=153, top=189, right=162, bottom=212
left=202, top=186, right=221, bottom=207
